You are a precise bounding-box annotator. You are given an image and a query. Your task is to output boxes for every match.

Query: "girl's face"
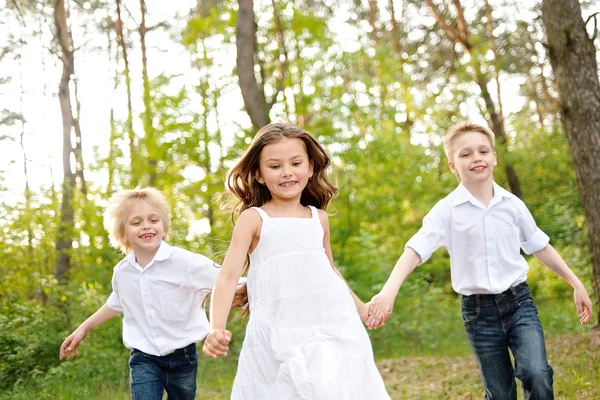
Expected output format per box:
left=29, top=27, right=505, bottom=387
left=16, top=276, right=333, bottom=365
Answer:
left=256, top=137, right=314, bottom=203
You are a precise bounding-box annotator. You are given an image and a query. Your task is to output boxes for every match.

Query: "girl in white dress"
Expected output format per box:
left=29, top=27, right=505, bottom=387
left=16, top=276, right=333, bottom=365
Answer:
left=203, top=122, right=390, bottom=400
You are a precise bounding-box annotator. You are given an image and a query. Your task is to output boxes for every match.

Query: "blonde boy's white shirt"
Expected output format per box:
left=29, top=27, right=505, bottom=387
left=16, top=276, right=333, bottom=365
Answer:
left=406, top=182, right=550, bottom=295
left=106, top=241, right=220, bottom=356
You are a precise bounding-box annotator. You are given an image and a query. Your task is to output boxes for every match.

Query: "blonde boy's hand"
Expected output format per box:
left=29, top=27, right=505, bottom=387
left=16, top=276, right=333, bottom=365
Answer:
left=203, top=329, right=232, bottom=359
left=366, top=293, right=394, bottom=330
left=574, top=286, right=593, bottom=325
left=59, top=328, right=88, bottom=360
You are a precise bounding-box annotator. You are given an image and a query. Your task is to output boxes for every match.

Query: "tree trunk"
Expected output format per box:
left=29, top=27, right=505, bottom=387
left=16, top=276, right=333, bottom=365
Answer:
left=542, top=0, right=600, bottom=325
left=236, top=0, right=270, bottom=129
left=53, top=0, right=76, bottom=282
left=139, top=0, right=157, bottom=186
left=424, top=0, right=523, bottom=198
left=115, top=0, right=137, bottom=186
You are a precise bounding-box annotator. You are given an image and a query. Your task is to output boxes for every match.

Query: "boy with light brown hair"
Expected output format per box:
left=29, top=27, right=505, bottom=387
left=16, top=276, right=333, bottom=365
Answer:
left=367, top=121, right=593, bottom=399
left=60, top=187, right=221, bottom=400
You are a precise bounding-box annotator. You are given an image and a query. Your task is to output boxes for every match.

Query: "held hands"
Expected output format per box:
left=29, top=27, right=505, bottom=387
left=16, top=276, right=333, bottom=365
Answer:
left=365, top=292, right=394, bottom=330
left=574, top=285, right=593, bottom=325
left=59, top=327, right=88, bottom=360
left=203, top=328, right=232, bottom=359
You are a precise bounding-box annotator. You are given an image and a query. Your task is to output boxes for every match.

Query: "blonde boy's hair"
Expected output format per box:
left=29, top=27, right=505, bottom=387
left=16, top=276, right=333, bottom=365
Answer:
left=103, top=187, right=170, bottom=254
left=443, top=121, right=496, bottom=161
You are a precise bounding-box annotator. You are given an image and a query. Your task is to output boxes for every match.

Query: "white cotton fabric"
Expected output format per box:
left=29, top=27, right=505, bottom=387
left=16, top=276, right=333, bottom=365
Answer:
left=106, top=241, right=220, bottom=356
left=231, top=206, right=390, bottom=400
left=406, top=181, right=550, bottom=295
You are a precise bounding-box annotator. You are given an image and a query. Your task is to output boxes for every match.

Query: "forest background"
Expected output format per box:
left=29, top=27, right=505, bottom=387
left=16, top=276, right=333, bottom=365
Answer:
left=1, top=0, right=599, bottom=399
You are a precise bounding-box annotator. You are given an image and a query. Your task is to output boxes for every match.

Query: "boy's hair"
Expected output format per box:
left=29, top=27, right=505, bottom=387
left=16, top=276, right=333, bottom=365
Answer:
left=226, top=122, right=338, bottom=218
left=443, top=121, right=495, bottom=161
left=103, top=187, right=171, bottom=254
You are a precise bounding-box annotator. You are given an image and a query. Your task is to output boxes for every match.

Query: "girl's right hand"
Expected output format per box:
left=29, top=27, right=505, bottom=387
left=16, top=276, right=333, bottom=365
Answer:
left=203, top=329, right=232, bottom=358
left=366, top=293, right=394, bottom=330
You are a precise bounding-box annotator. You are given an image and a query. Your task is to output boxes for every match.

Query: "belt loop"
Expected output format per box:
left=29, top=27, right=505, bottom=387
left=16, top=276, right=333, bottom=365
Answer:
left=476, top=294, right=480, bottom=308
left=510, top=285, right=518, bottom=298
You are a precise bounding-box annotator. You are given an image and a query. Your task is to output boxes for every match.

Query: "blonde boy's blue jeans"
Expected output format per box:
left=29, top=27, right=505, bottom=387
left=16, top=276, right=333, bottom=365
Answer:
left=461, top=282, right=554, bottom=400
left=129, top=343, right=197, bottom=400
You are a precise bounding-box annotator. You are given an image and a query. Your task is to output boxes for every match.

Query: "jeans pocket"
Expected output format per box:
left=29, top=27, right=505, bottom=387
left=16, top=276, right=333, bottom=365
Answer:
left=461, top=305, right=480, bottom=325
left=185, top=347, right=198, bottom=365
left=516, top=291, right=534, bottom=307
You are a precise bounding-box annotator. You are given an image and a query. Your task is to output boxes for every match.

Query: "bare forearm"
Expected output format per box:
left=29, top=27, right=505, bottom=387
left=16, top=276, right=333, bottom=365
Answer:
left=381, top=248, right=421, bottom=296
left=533, top=245, right=585, bottom=289
left=333, top=267, right=364, bottom=309
left=80, top=305, right=119, bottom=332
left=209, top=276, right=239, bottom=330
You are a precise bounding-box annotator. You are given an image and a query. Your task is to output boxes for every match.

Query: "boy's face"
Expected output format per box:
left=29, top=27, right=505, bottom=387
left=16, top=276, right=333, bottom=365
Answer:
left=448, top=131, right=497, bottom=186
left=122, top=199, right=166, bottom=256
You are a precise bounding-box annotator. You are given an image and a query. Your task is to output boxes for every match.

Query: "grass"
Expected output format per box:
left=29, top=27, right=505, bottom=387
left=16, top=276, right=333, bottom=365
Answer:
left=1, top=298, right=597, bottom=399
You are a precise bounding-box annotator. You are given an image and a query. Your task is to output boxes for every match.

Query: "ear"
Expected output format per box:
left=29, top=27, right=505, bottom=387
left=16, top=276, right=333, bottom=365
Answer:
left=308, top=160, right=314, bottom=178
left=255, top=173, right=265, bottom=184
left=448, top=159, right=457, bottom=175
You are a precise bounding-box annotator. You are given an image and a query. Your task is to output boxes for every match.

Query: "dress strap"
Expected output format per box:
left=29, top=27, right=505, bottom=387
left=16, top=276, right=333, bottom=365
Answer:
left=251, top=207, right=270, bottom=221
left=308, top=205, right=319, bottom=220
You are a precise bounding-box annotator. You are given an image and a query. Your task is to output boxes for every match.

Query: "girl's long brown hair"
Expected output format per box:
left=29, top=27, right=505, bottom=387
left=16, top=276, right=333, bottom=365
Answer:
left=226, top=122, right=338, bottom=314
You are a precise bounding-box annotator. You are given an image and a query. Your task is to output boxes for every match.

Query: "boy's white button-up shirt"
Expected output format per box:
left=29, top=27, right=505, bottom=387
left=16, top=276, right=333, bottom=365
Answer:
left=106, top=241, right=220, bottom=356
left=406, top=182, right=550, bottom=295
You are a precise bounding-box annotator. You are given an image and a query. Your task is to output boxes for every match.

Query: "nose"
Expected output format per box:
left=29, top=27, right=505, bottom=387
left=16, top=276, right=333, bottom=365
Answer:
left=281, top=166, right=292, bottom=177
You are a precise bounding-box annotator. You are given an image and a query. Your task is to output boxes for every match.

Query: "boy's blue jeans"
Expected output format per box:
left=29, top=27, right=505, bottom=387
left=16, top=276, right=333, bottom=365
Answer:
left=461, top=282, right=554, bottom=400
left=129, top=343, right=198, bottom=400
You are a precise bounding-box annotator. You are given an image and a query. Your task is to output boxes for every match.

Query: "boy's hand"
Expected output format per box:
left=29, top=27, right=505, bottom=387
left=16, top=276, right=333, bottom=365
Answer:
left=574, top=286, right=593, bottom=325
left=59, top=328, right=88, bottom=360
left=366, top=293, right=394, bottom=330
left=203, top=329, right=232, bottom=359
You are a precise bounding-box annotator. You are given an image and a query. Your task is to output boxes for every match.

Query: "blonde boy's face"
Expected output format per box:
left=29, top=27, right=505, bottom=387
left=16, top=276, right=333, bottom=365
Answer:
left=122, top=199, right=166, bottom=256
left=448, top=131, right=496, bottom=186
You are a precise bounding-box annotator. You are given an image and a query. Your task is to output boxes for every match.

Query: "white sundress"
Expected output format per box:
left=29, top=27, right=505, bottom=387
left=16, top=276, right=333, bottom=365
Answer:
left=230, top=206, right=390, bottom=400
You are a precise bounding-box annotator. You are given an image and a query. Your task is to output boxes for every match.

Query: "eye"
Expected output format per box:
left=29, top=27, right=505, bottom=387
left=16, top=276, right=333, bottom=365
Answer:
left=481, top=150, right=489, bottom=154
left=269, top=165, right=279, bottom=170
left=460, top=153, right=469, bottom=158
left=151, top=219, right=159, bottom=223
left=292, top=161, right=302, bottom=167
left=132, top=221, right=141, bottom=226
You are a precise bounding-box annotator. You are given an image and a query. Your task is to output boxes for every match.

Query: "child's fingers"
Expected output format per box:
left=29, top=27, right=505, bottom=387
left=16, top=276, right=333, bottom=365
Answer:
left=203, top=339, right=228, bottom=358
left=368, top=301, right=377, bottom=317
left=580, top=302, right=592, bottom=325
left=59, top=337, right=74, bottom=360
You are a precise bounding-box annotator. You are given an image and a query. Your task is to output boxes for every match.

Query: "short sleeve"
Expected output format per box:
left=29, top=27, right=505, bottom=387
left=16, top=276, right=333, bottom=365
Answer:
left=405, top=200, right=450, bottom=264
left=188, top=253, right=222, bottom=291
left=106, top=272, right=123, bottom=312
left=516, top=199, right=550, bottom=254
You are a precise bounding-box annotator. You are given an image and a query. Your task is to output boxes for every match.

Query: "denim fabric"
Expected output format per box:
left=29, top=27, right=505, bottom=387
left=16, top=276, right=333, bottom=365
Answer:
left=129, top=343, right=198, bottom=400
left=461, top=282, right=553, bottom=400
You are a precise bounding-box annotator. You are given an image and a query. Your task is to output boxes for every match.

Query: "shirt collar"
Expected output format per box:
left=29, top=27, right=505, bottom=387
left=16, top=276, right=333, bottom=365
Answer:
left=125, top=241, right=173, bottom=268
left=451, top=181, right=513, bottom=208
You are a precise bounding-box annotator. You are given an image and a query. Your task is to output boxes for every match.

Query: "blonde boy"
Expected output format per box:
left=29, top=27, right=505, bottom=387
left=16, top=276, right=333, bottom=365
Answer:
left=367, top=121, right=593, bottom=399
left=60, top=188, right=221, bottom=400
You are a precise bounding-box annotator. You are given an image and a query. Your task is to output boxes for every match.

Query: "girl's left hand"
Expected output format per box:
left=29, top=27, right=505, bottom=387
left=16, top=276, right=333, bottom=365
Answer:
left=357, top=302, right=370, bottom=325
